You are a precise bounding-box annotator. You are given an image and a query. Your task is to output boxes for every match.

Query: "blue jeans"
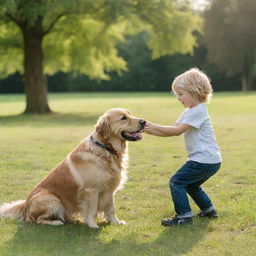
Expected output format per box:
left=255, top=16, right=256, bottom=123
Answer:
left=169, top=161, right=221, bottom=218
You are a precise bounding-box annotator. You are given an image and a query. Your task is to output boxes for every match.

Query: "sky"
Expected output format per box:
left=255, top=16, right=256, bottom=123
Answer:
left=191, top=0, right=210, bottom=10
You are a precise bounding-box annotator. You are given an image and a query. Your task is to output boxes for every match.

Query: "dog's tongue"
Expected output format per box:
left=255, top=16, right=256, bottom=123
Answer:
left=126, top=132, right=142, bottom=140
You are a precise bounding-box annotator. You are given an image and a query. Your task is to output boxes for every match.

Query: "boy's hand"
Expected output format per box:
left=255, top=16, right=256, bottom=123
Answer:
left=142, top=121, right=156, bottom=135
left=142, top=121, right=189, bottom=137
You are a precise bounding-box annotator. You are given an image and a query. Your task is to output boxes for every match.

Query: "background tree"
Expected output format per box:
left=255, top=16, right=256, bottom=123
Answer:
left=0, top=0, right=200, bottom=113
left=204, top=0, right=256, bottom=91
left=0, top=33, right=241, bottom=94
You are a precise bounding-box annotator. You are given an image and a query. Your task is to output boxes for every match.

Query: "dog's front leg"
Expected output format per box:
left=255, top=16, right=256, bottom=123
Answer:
left=102, top=192, right=126, bottom=225
left=85, top=192, right=99, bottom=228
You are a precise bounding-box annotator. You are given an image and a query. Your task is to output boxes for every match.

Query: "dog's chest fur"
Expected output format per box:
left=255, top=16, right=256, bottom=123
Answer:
left=68, top=140, right=128, bottom=192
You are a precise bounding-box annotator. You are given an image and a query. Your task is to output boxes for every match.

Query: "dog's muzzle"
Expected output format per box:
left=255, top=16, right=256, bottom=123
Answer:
left=121, top=119, right=146, bottom=141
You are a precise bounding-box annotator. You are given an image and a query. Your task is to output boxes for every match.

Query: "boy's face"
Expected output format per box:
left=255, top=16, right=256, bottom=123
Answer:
left=174, top=88, right=199, bottom=108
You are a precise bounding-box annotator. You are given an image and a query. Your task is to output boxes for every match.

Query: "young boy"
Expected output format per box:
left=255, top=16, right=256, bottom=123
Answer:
left=143, top=68, right=221, bottom=226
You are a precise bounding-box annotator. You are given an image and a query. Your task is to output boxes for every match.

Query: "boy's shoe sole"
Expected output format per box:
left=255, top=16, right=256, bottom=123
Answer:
left=196, top=209, right=219, bottom=218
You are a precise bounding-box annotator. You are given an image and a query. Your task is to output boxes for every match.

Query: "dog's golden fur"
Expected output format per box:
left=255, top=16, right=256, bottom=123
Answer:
left=0, top=108, right=145, bottom=228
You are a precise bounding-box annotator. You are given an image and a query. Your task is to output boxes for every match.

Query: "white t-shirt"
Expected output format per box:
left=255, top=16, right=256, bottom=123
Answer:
left=176, top=103, right=222, bottom=164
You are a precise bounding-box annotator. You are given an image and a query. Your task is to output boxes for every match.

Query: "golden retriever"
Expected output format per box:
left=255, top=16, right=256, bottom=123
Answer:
left=0, top=108, right=145, bottom=228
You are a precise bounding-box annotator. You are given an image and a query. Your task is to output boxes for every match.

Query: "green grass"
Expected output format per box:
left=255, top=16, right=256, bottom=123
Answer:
left=0, top=92, right=255, bottom=256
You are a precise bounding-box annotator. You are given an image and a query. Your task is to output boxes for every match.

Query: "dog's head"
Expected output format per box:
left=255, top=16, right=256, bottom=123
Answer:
left=95, top=108, right=145, bottom=141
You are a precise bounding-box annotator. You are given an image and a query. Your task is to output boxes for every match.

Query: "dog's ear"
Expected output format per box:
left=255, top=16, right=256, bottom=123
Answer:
left=95, top=114, right=111, bottom=139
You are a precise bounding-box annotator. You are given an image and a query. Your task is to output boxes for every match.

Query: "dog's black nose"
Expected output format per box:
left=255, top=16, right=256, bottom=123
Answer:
left=140, top=119, right=146, bottom=126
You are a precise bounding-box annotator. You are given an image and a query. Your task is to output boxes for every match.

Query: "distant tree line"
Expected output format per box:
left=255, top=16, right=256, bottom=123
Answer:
left=0, top=0, right=256, bottom=104
left=0, top=33, right=245, bottom=93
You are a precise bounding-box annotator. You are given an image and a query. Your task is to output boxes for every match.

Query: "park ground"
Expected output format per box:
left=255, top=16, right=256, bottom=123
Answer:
left=0, top=92, right=255, bottom=256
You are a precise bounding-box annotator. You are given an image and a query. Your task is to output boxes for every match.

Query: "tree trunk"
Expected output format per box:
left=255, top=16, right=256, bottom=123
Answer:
left=242, top=73, right=252, bottom=92
left=22, top=17, right=51, bottom=114
left=241, top=52, right=253, bottom=91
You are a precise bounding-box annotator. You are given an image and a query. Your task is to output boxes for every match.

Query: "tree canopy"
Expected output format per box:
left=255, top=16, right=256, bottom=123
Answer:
left=204, top=0, right=256, bottom=91
left=0, top=0, right=200, bottom=113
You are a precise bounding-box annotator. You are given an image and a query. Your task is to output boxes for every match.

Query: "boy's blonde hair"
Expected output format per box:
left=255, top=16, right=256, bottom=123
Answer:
left=171, top=68, right=213, bottom=103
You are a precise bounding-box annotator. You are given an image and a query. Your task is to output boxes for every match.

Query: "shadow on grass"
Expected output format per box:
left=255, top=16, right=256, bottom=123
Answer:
left=0, top=219, right=211, bottom=256
left=0, top=112, right=100, bottom=127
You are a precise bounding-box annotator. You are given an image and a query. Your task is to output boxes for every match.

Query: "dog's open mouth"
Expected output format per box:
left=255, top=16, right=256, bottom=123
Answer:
left=121, top=129, right=143, bottom=141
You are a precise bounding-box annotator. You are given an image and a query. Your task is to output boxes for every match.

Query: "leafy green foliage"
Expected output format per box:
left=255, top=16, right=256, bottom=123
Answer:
left=44, top=17, right=128, bottom=79
left=0, top=22, right=23, bottom=77
left=204, top=0, right=256, bottom=90
left=0, top=0, right=200, bottom=79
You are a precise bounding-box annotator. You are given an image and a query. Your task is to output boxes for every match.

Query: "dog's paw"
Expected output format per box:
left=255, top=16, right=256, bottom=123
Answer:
left=106, top=215, right=126, bottom=225
left=118, top=220, right=127, bottom=225
left=51, top=220, right=65, bottom=226
left=87, top=222, right=99, bottom=229
left=111, top=219, right=127, bottom=225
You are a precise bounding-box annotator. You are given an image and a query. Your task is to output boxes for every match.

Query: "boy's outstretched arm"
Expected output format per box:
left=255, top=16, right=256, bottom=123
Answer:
left=143, top=121, right=190, bottom=137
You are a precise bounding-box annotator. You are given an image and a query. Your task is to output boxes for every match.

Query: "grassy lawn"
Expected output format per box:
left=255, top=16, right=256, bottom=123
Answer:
left=0, top=92, right=255, bottom=256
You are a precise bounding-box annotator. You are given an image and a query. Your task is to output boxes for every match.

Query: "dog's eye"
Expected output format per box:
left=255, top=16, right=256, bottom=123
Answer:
left=120, top=116, right=127, bottom=120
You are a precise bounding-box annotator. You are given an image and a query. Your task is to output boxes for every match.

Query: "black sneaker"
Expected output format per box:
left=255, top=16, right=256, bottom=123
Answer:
left=161, top=215, right=193, bottom=227
left=196, top=209, right=218, bottom=218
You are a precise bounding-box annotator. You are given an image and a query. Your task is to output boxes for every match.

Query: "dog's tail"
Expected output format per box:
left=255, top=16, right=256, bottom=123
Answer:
left=0, top=200, right=26, bottom=221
